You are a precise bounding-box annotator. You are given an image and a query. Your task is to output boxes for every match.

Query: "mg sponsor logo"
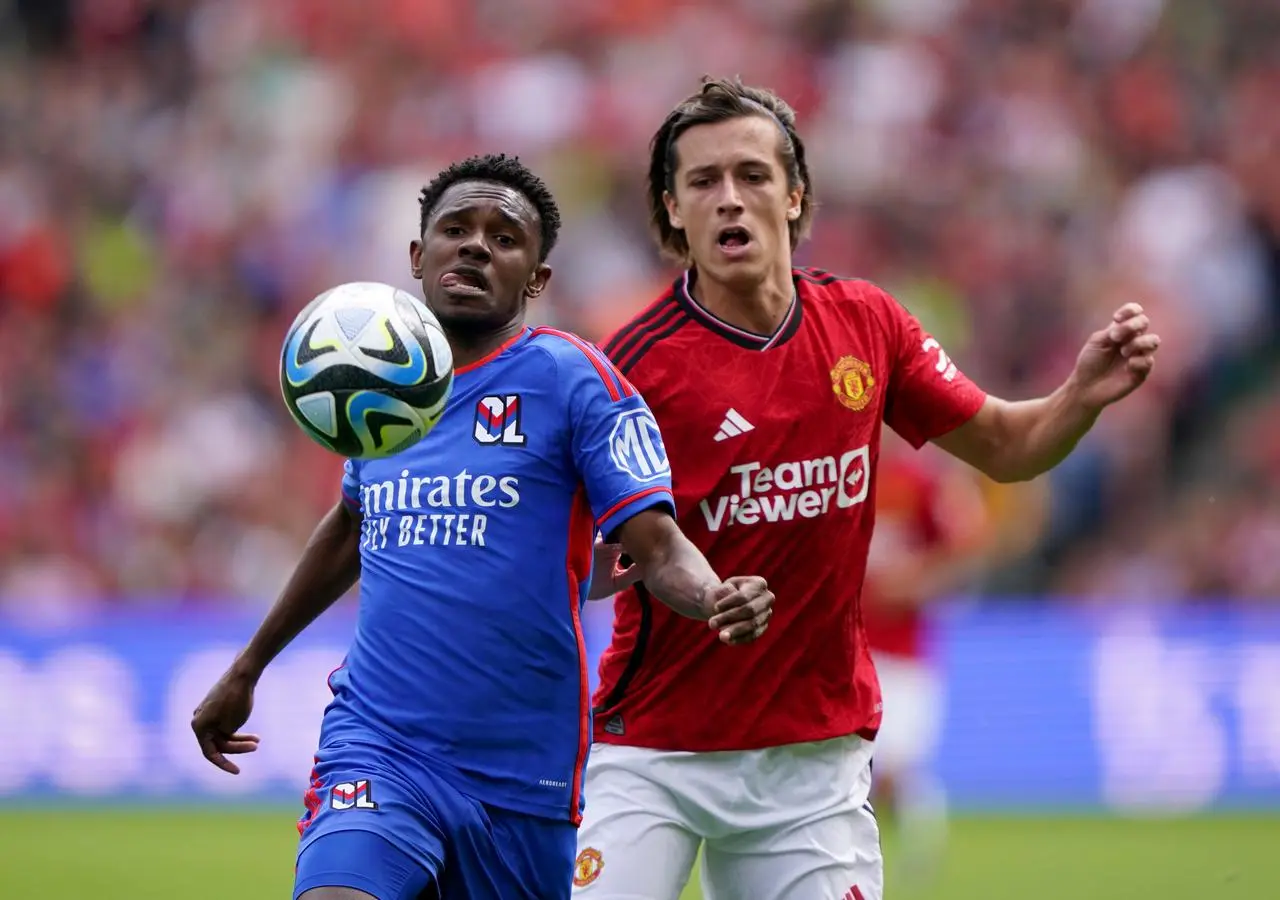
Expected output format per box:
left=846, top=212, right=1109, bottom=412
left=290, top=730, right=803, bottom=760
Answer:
left=609, top=409, right=670, bottom=482
left=699, top=446, right=870, bottom=532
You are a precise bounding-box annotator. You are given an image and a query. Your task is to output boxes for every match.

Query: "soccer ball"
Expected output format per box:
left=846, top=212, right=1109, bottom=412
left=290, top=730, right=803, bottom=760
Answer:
left=280, top=282, right=453, bottom=459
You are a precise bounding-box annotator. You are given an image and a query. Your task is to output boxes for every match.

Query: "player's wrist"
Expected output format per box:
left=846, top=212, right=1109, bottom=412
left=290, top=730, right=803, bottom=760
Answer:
left=1061, top=370, right=1106, bottom=415
left=696, top=583, right=719, bottom=620
left=230, top=648, right=268, bottom=683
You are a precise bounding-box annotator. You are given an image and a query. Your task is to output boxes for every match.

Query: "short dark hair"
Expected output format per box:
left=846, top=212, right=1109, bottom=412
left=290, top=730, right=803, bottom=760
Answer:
left=647, top=77, right=816, bottom=262
left=418, top=153, right=562, bottom=262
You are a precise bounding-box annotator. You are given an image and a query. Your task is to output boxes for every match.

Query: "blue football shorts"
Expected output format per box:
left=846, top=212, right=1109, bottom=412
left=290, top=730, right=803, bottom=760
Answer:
left=293, top=747, right=576, bottom=899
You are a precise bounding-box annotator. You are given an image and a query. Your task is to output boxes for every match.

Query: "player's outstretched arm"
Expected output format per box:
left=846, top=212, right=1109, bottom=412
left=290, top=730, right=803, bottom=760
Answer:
left=615, top=508, right=774, bottom=645
left=933, top=303, right=1160, bottom=483
left=191, top=500, right=362, bottom=773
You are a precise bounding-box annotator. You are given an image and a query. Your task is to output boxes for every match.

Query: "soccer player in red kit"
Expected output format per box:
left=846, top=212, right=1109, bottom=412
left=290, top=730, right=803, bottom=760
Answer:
left=573, top=78, right=1161, bottom=900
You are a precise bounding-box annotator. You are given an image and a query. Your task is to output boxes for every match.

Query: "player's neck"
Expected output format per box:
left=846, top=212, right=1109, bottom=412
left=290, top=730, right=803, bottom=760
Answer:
left=447, top=319, right=526, bottom=370
left=690, top=260, right=794, bottom=337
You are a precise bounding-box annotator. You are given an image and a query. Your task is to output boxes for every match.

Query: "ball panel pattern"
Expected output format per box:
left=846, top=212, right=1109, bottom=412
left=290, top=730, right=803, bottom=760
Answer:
left=280, top=282, right=453, bottom=459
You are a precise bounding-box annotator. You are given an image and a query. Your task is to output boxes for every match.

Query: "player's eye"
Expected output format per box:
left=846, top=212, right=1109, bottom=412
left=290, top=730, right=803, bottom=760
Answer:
left=493, top=234, right=516, bottom=247
left=443, top=225, right=465, bottom=237
left=743, top=171, right=766, bottom=183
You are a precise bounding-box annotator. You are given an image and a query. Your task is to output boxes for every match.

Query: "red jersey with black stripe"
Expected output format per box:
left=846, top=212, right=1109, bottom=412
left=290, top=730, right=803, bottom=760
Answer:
left=591, top=269, right=986, bottom=751
left=317, top=326, right=674, bottom=826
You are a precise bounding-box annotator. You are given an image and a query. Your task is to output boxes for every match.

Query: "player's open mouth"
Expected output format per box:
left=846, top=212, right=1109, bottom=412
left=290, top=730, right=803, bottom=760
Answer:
left=440, top=267, right=490, bottom=297
left=716, top=226, right=753, bottom=258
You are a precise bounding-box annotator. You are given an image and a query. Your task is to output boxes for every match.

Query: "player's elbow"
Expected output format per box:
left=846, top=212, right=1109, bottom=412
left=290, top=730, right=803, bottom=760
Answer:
left=985, top=464, right=1038, bottom=485
left=935, top=422, right=1016, bottom=484
left=980, top=445, right=1041, bottom=483
left=974, top=443, right=1048, bottom=484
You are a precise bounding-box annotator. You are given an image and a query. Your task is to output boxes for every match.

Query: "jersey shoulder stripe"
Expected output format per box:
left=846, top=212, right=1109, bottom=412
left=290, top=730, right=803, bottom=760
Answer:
left=602, top=283, right=688, bottom=376
left=797, top=272, right=918, bottom=329
left=795, top=268, right=899, bottom=318
left=601, top=287, right=678, bottom=359
left=794, top=266, right=862, bottom=287
left=530, top=326, right=635, bottom=402
left=614, top=308, right=689, bottom=377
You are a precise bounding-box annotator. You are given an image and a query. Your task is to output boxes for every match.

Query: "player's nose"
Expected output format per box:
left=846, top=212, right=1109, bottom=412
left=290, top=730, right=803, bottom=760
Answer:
left=715, top=182, right=744, bottom=216
left=458, top=232, right=491, bottom=262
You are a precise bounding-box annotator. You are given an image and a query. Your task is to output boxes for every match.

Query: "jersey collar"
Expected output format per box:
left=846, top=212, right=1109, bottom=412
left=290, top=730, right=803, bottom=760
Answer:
left=453, top=327, right=530, bottom=376
left=674, top=269, right=803, bottom=351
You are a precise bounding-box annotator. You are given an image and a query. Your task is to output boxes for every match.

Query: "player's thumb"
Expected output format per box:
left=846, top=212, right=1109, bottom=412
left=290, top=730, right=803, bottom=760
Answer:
left=1092, top=326, right=1122, bottom=349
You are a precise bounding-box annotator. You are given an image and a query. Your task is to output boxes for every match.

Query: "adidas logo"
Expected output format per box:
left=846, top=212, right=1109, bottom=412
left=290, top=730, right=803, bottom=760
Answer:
left=714, top=408, right=754, bottom=442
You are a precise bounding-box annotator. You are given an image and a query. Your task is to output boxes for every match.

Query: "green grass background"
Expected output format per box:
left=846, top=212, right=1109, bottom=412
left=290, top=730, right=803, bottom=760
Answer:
left=1, top=809, right=1276, bottom=898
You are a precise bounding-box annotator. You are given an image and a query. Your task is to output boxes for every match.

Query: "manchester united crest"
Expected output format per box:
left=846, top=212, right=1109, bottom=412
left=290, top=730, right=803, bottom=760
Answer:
left=573, top=847, right=604, bottom=887
left=831, top=356, right=875, bottom=412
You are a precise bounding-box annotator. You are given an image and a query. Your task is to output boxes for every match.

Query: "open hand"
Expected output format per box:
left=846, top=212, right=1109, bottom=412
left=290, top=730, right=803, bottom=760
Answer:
left=1071, top=303, right=1161, bottom=410
left=191, top=668, right=261, bottom=774
left=704, top=576, right=774, bottom=645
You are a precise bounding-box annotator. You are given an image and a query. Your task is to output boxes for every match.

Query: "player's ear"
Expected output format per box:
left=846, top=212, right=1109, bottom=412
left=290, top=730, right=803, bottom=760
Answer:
left=663, top=190, right=684, bottom=231
left=785, top=184, right=804, bottom=223
left=525, top=263, right=552, bottom=300
left=409, top=240, right=424, bottom=279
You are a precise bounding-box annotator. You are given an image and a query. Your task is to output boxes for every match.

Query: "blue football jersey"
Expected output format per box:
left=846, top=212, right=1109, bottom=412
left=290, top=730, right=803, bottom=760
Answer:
left=323, top=327, right=675, bottom=823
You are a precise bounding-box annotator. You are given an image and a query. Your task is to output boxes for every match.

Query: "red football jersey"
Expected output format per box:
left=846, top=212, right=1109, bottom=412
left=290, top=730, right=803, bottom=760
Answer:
left=593, top=268, right=987, bottom=751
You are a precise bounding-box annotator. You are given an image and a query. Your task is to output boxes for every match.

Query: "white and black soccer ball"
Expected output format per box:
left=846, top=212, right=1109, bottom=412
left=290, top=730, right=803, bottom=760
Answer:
left=280, top=282, right=453, bottom=459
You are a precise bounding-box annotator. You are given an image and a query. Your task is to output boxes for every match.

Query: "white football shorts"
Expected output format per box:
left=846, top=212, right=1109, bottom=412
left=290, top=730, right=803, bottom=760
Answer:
left=572, top=734, right=882, bottom=900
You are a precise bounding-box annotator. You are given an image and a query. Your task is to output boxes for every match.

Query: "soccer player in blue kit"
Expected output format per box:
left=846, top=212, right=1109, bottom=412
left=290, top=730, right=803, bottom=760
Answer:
left=190, top=154, right=775, bottom=900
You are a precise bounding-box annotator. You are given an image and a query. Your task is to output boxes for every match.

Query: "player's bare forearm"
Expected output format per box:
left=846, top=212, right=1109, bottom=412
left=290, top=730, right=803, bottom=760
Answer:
left=615, top=509, right=718, bottom=619
left=639, top=540, right=721, bottom=621
left=234, top=500, right=362, bottom=680
left=935, top=303, right=1160, bottom=482
left=644, top=545, right=777, bottom=643
left=933, top=383, right=1099, bottom=484
left=191, top=500, right=360, bottom=774
left=615, top=508, right=775, bottom=643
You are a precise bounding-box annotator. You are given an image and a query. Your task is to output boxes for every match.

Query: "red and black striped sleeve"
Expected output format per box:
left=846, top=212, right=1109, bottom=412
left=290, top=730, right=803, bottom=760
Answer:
left=600, top=282, right=688, bottom=378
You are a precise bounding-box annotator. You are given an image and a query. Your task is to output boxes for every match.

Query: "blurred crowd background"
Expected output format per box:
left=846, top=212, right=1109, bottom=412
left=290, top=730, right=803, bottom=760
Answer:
left=1, top=0, right=1278, bottom=619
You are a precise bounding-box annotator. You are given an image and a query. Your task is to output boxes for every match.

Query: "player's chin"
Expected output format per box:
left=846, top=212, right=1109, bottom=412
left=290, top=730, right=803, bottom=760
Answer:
left=699, top=250, right=767, bottom=286
left=427, top=293, right=500, bottom=326
left=435, top=307, right=510, bottom=336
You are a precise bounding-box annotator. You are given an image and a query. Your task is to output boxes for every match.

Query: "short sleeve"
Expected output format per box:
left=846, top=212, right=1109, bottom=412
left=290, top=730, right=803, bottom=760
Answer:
left=560, top=340, right=676, bottom=540
left=341, top=458, right=363, bottom=513
left=882, top=295, right=987, bottom=448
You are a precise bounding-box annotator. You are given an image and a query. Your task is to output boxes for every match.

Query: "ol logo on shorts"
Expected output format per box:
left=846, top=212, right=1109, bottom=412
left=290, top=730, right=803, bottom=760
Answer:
left=573, top=847, right=604, bottom=886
